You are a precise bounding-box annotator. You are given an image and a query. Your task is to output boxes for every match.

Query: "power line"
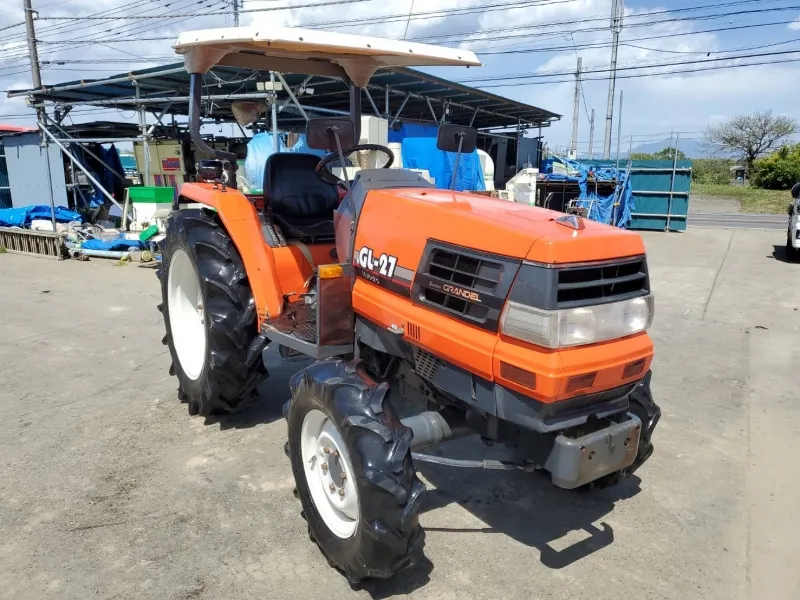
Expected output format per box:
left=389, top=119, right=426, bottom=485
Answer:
left=478, top=21, right=800, bottom=55
left=36, top=0, right=381, bottom=19
left=416, top=0, right=773, bottom=42
left=0, top=0, right=161, bottom=45
left=457, top=49, right=800, bottom=83
left=426, top=4, right=800, bottom=47
left=474, top=56, right=800, bottom=88
left=1, top=0, right=224, bottom=62
left=307, top=0, right=578, bottom=29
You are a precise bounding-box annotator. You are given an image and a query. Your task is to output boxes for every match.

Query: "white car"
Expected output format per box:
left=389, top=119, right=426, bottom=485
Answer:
left=788, top=182, right=800, bottom=262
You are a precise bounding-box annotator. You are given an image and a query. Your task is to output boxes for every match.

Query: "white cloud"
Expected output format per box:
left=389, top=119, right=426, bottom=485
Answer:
left=790, top=15, right=800, bottom=30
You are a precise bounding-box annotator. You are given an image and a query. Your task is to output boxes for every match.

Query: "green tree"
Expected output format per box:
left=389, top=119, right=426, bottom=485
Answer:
left=702, top=111, right=798, bottom=175
left=751, top=144, right=800, bottom=190
left=692, top=158, right=734, bottom=184
left=630, top=148, right=686, bottom=161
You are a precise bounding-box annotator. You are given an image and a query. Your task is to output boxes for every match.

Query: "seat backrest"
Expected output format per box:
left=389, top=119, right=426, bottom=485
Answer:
left=263, top=153, right=338, bottom=218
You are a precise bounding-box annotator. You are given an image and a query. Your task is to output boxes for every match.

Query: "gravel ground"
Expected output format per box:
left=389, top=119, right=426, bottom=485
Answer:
left=0, top=227, right=798, bottom=600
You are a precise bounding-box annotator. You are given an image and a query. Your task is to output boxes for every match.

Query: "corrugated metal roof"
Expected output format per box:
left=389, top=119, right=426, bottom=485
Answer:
left=9, top=63, right=560, bottom=132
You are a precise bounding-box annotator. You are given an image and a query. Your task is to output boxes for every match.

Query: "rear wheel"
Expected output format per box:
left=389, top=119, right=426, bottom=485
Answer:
left=286, top=360, right=426, bottom=584
left=158, top=209, right=267, bottom=416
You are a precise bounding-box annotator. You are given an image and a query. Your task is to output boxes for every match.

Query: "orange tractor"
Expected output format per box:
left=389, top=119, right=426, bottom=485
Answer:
left=158, top=26, right=660, bottom=584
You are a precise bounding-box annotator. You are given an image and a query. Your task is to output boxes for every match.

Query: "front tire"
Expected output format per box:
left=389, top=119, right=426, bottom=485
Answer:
left=286, top=360, right=426, bottom=584
left=158, top=209, right=267, bottom=416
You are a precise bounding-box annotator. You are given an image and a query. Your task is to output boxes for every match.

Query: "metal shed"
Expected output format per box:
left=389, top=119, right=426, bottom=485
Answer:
left=5, top=62, right=560, bottom=207
left=8, top=63, right=560, bottom=134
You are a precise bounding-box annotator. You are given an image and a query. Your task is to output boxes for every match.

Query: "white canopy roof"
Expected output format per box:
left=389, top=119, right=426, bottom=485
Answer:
left=174, top=26, right=482, bottom=87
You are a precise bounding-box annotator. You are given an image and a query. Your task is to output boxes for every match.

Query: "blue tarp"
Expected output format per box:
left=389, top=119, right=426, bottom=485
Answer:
left=400, top=137, right=485, bottom=192
left=80, top=235, right=145, bottom=251
left=66, top=144, right=125, bottom=211
left=244, top=133, right=326, bottom=191
left=244, top=132, right=287, bottom=190
left=389, top=123, right=484, bottom=191
left=388, top=123, right=439, bottom=143
left=540, top=156, right=635, bottom=229
left=0, top=205, right=83, bottom=228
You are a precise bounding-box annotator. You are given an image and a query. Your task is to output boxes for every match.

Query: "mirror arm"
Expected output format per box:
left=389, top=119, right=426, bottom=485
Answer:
left=329, top=127, right=352, bottom=197
left=450, top=132, right=465, bottom=191
left=189, top=73, right=238, bottom=189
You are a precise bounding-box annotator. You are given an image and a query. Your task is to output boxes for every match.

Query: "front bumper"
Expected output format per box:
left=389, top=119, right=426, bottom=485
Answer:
left=546, top=414, right=641, bottom=489
left=545, top=372, right=661, bottom=489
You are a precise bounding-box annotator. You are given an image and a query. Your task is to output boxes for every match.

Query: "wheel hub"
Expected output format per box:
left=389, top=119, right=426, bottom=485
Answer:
left=167, top=248, right=208, bottom=381
left=300, top=409, right=359, bottom=539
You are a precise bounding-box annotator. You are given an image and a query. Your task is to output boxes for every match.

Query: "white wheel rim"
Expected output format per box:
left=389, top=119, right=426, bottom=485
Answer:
left=300, top=409, right=360, bottom=539
left=167, top=248, right=208, bottom=381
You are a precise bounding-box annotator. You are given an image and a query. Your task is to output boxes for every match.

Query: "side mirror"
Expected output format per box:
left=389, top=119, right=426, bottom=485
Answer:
left=437, top=124, right=478, bottom=154
left=306, top=118, right=357, bottom=151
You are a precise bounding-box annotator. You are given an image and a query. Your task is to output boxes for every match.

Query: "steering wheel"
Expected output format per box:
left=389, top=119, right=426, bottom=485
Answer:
left=315, top=144, right=394, bottom=187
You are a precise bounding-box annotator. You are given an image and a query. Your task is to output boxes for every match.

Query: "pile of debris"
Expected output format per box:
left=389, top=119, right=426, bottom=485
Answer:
left=0, top=204, right=162, bottom=262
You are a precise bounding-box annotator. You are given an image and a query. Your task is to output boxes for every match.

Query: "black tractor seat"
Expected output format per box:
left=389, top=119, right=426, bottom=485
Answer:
left=263, top=152, right=338, bottom=241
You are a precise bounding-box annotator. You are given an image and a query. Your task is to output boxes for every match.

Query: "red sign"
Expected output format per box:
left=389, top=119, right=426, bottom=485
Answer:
left=161, top=158, right=181, bottom=172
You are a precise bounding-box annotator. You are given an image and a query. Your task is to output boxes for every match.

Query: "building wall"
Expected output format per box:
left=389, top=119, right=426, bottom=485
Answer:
left=0, top=141, right=11, bottom=209
left=3, top=133, right=68, bottom=209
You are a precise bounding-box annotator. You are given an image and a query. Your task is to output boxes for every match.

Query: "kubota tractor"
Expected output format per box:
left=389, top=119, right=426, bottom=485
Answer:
left=158, top=26, right=661, bottom=584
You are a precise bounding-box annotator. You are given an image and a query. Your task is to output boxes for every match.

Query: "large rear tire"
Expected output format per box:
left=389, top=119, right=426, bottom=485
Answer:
left=286, top=360, right=426, bottom=584
left=158, top=209, right=267, bottom=416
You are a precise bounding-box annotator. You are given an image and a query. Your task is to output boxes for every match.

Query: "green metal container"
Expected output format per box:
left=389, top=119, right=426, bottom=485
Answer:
left=628, top=160, right=692, bottom=232
left=128, top=186, right=175, bottom=203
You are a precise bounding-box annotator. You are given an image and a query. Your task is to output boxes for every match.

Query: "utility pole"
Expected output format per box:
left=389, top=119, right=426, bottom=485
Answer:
left=570, top=56, right=582, bottom=160
left=232, top=0, right=240, bottom=27
left=588, top=109, right=596, bottom=160
left=604, top=0, right=624, bottom=159
left=615, top=89, right=624, bottom=168
left=23, top=0, right=42, bottom=90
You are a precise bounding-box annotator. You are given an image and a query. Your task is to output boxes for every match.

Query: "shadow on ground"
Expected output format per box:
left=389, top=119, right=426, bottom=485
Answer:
left=771, top=244, right=799, bottom=264
left=204, top=349, right=311, bottom=430
left=416, top=437, right=639, bottom=569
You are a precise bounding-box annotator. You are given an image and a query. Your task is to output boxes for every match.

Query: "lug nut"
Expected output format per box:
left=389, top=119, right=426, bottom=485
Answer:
left=321, top=463, right=328, bottom=473
left=323, top=447, right=331, bottom=454
left=329, top=483, right=336, bottom=493
left=338, top=489, right=345, bottom=498
left=624, top=438, right=630, bottom=447
left=588, top=451, right=595, bottom=460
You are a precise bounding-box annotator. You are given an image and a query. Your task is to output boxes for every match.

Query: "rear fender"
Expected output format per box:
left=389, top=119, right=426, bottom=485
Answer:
left=179, top=182, right=283, bottom=324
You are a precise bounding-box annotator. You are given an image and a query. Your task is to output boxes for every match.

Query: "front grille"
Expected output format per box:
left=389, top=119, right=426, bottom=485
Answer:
left=556, top=257, right=649, bottom=307
left=422, top=287, right=488, bottom=320
left=413, top=241, right=522, bottom=331
left=428, top=248, right=502, bottom=292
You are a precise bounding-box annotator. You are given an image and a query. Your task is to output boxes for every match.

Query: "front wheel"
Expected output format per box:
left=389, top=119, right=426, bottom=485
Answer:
left=286, top=360, right=426, bottom=584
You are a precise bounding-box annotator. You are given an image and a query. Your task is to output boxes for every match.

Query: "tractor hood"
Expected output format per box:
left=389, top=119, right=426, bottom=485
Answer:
left=387, top=189, right=646, bottom=265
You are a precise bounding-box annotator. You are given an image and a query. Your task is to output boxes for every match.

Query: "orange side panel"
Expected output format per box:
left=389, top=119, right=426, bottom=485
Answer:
left=352, top=279, right=497, bottom=381
left=272, top=243, right=336, bottom=301
left=493, top=332, right=654, bottom=403
left=179, top=183, right=282, bottom=324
